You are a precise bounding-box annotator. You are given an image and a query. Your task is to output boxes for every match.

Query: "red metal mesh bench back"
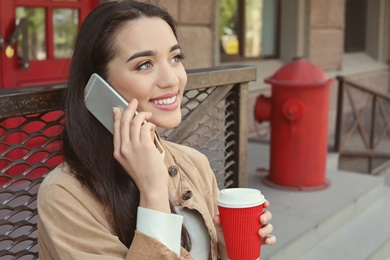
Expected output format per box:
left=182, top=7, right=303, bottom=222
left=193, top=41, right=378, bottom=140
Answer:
left=0, top=65, right=254, bottom=259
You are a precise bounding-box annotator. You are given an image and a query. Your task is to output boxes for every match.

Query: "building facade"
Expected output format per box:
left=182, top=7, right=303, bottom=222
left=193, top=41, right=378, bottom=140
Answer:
left=152, top=0, right=390, bottom=147
left=1, top=0, right=389, bottom=147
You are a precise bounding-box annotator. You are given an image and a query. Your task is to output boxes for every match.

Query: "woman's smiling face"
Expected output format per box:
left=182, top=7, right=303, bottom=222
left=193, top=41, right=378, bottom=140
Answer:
left=107, top=17, right=187, bottom=129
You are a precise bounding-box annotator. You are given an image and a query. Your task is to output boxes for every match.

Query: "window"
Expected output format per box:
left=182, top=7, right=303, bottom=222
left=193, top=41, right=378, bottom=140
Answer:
left=219, top=0, right=280, bottom=61
left=16, top=7, right=79, bottom=61
left=53, top=8, right=79, bottom=59
left=16, top=7, right=46, bottom=60
left=344, top=0, right=366, bottom=52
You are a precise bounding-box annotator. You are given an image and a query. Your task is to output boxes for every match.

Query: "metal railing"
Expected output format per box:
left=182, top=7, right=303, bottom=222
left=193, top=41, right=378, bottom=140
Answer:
left=0, top=65, right=256, bottom=259
left=335, top=75, right=390, bottom=175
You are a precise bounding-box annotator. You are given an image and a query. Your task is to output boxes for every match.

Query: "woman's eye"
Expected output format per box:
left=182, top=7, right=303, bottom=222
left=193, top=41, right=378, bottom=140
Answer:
left=171, top=53, right=185, bottom=63
left=137, top=61, right=153, bottom=70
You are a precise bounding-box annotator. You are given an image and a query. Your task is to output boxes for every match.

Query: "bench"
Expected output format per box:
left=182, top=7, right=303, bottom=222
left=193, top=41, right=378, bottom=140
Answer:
left=0, top=65, right=255, bottom=259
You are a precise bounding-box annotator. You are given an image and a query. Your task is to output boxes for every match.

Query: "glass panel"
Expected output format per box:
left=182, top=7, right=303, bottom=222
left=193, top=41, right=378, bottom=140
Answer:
left=245, top=0, right=262, bottom=57
left=219, top=0, right=239, bottom=55
left=245, top=0, right=278, bottom=58
left=53, top=8, right=79, bottom=59
left=16, top=7, right=46, bottom=60
left=261, top=0, right=278, bottom=56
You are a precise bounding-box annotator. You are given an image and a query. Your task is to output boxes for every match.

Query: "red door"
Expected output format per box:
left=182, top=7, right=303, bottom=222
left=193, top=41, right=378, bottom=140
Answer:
left=0, top=0, right=98, bottom=185
left=0, top=0, right=99, bottom=88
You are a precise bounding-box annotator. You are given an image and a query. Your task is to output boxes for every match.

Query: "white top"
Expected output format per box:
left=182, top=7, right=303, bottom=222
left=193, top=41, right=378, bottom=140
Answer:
left=176, top=206, right=211, bottom=260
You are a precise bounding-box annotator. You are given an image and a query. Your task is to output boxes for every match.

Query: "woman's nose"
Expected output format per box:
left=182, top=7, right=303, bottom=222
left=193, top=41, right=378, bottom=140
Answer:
left=156, top=63, right=179, bottom=88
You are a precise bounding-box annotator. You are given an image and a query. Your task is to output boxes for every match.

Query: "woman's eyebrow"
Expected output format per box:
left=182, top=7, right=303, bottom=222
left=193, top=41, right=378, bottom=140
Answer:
left=170, top=44, right=181, bottom=52
left=126, top=50, right=156, bottom=62
left=126, top=44, right=181, bottom=63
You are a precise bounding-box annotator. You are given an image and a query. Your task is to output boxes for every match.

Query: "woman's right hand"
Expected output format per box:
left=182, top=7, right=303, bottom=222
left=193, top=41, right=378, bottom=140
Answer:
left=112, top=98, right=170, bottom=213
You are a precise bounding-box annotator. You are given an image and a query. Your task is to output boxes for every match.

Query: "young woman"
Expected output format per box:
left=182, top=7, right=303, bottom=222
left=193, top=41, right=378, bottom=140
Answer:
left=37, top=1, right=275, bottom=259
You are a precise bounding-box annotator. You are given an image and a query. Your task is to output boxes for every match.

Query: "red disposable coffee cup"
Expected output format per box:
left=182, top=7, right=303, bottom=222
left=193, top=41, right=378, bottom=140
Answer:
left=217, top=188, right=266, bottom=260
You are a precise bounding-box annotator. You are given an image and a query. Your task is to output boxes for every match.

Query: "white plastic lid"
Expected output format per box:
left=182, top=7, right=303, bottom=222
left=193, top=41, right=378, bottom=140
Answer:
left=217, top=188, right=266, bottom=208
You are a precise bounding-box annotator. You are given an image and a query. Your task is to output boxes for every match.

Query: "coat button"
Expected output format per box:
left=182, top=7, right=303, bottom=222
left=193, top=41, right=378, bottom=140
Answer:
left=181, top=190, right=193, bottom=201
left=168, top=165, right=178, bottom=177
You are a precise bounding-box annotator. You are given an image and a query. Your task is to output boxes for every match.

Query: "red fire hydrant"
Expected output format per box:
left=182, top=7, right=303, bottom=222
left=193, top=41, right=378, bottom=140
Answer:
left=254, top=57, right=335, bottom=190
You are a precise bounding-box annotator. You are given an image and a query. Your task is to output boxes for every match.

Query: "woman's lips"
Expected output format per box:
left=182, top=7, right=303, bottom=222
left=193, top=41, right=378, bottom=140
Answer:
left=151, top=95, right=177, bottom=105
left=150, top=93, right=179, bottom=110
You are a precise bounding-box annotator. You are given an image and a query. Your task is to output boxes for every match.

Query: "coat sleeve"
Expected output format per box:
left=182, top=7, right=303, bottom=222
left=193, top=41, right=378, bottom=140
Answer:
left=37, top=174, right=192, bottom=260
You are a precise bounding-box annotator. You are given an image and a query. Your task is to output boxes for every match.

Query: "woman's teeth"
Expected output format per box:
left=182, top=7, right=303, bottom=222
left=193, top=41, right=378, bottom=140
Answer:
left=152, top=95, right=176, bottom=105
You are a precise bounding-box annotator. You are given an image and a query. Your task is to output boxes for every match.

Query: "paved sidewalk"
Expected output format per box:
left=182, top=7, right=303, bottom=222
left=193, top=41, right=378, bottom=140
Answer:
left=246, top=141, right=389, bottom=260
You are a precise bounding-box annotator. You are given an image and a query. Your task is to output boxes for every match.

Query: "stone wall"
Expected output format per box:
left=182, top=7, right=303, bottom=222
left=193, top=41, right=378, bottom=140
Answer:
left=308, top=0, right=345, bottom=71
left=141, top=0, right=216, bottom=69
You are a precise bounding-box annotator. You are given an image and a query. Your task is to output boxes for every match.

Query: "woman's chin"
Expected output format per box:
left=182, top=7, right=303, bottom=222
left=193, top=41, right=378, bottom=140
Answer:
left=153, top=114, right=182, bottom=130
left=158, top=120, right=181, bottom=129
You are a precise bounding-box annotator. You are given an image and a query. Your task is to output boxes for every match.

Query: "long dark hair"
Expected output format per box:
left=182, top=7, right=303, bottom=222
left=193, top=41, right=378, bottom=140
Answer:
left=61, top=1, right=191, bottom=251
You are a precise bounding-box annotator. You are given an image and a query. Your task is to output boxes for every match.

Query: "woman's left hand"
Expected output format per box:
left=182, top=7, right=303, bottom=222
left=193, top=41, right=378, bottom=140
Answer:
left=258, top=200, right=276, bottom=245
left=213, top=199, right=276, bottom=246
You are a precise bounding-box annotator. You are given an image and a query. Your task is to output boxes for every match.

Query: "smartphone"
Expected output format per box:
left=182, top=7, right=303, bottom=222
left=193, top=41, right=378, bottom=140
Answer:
left=84, top=73, right=129, bottom=134
left=84, top=73, right=163, bottom=152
